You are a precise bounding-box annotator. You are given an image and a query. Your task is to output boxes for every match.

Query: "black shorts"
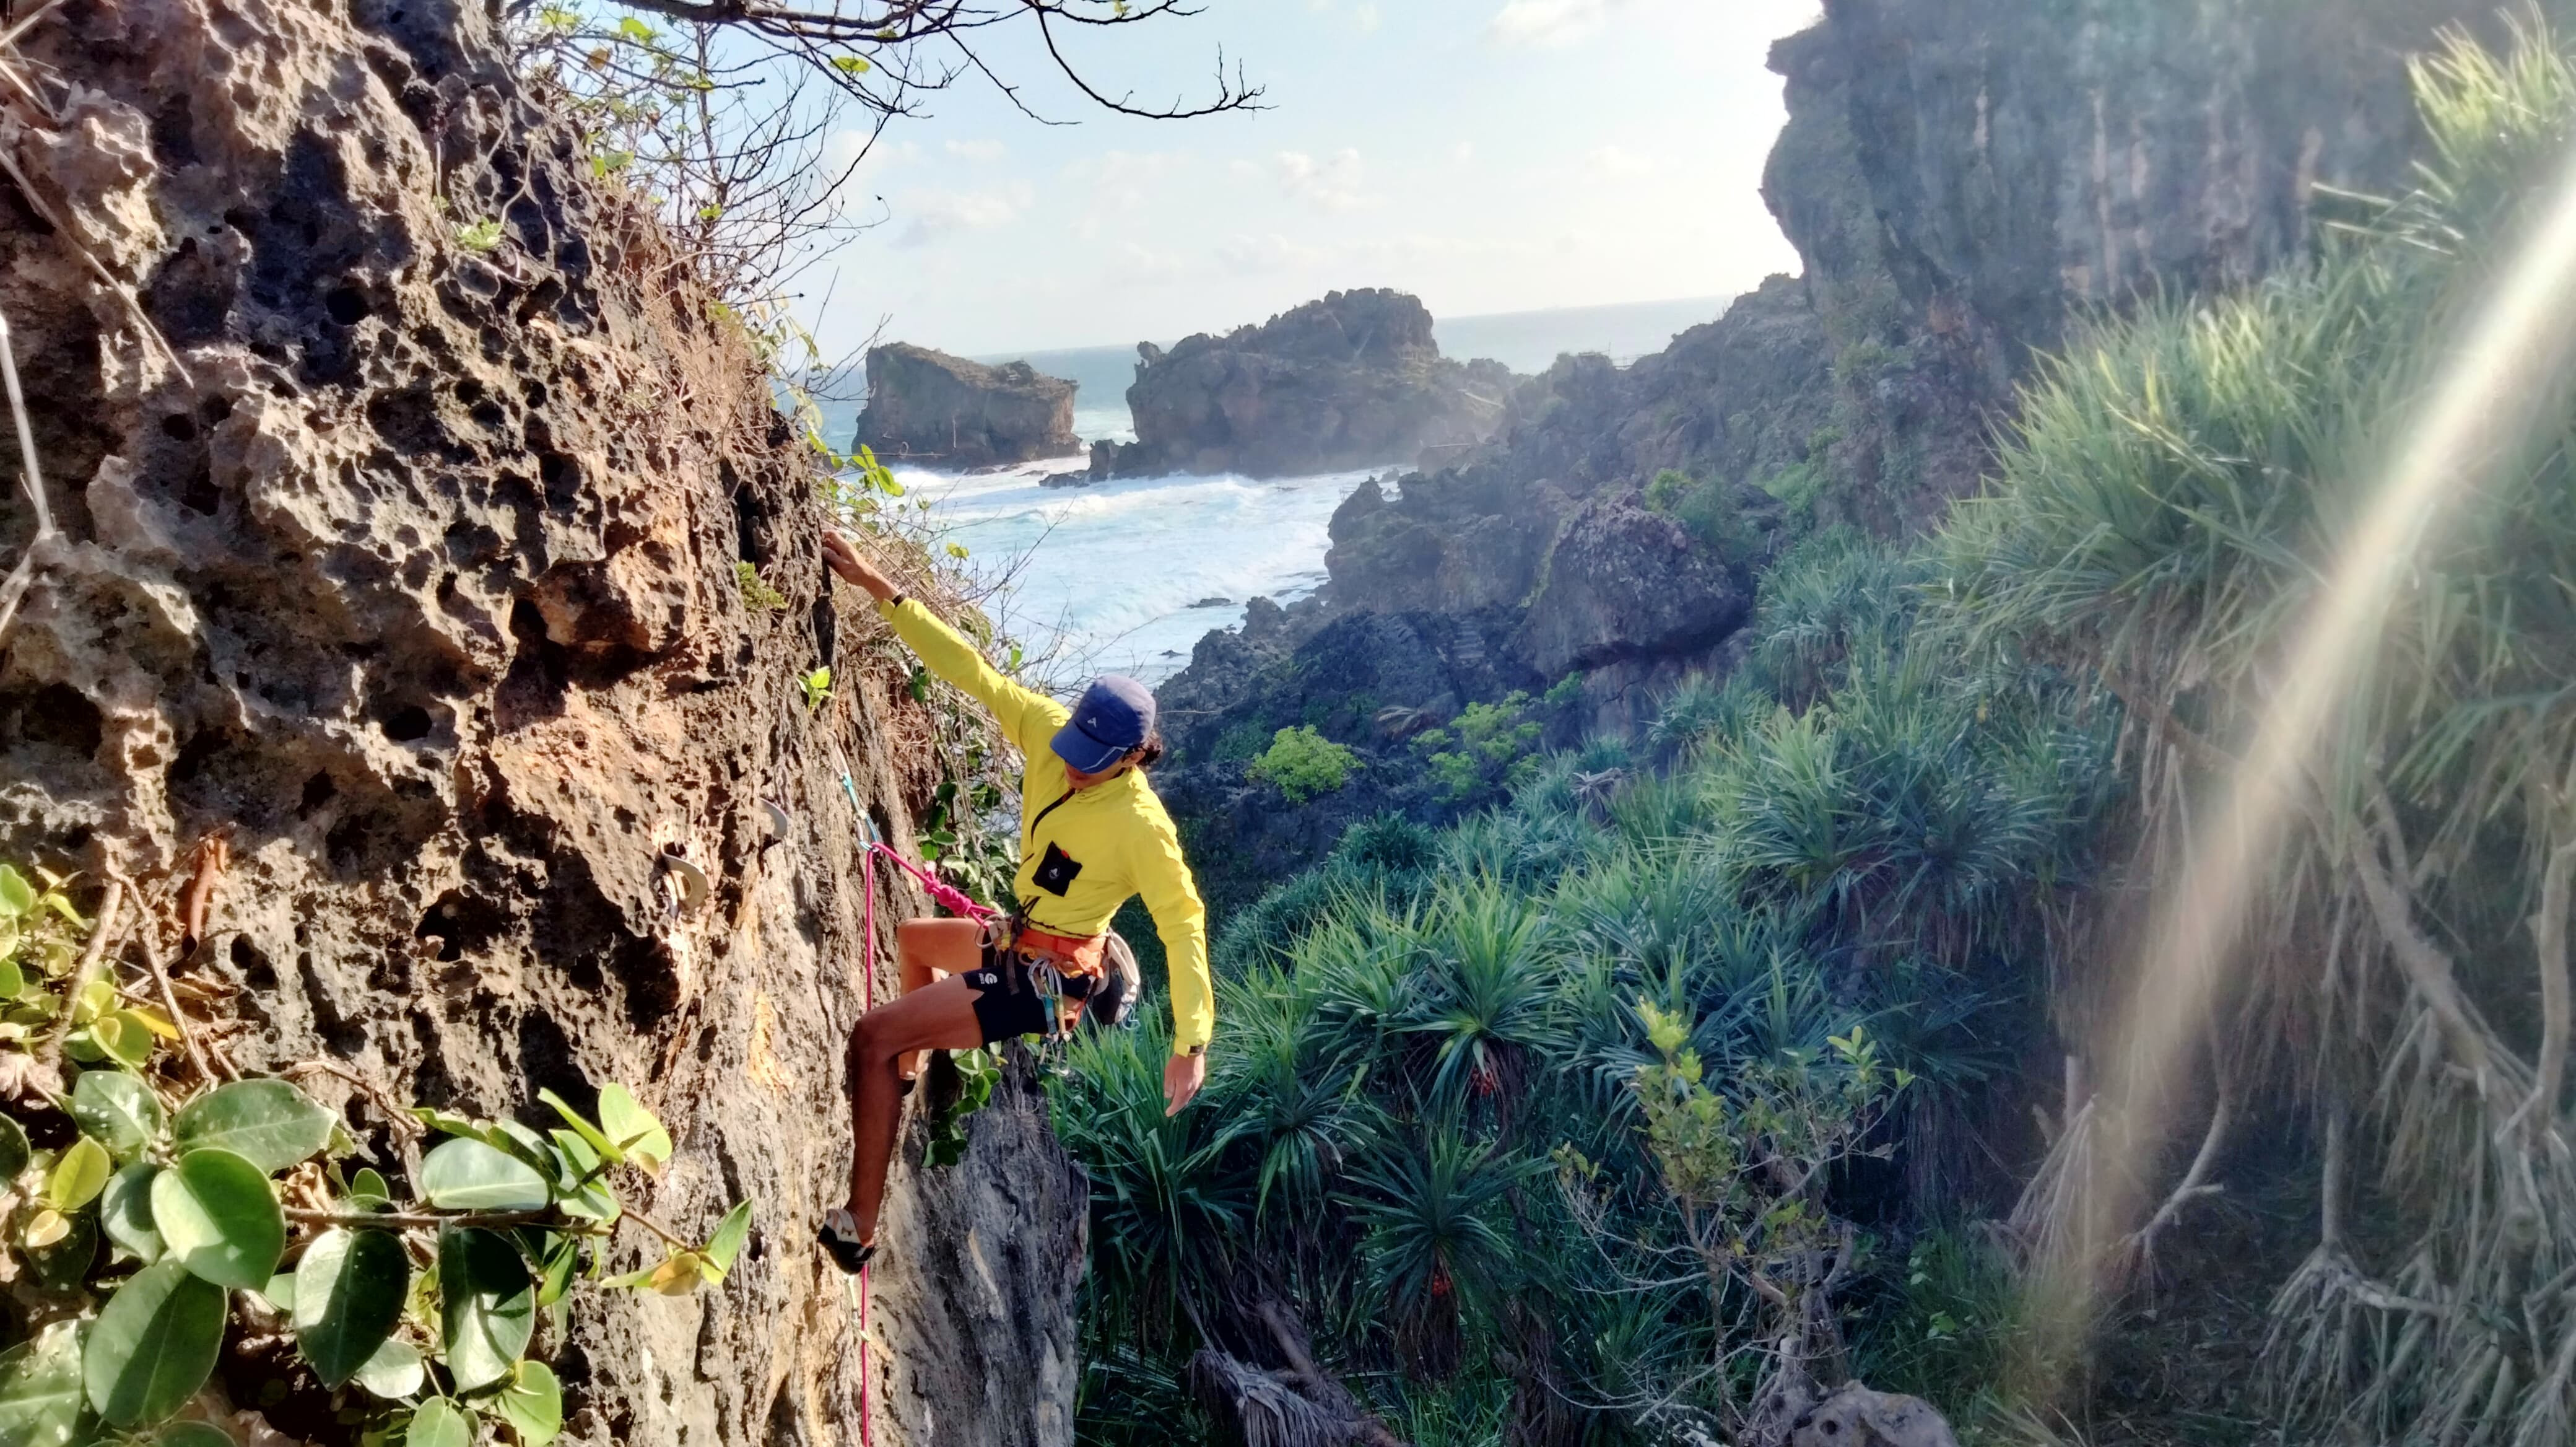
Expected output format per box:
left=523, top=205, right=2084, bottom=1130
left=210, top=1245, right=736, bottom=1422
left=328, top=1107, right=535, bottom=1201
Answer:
left=963, top=948, right=1096, bottom=1045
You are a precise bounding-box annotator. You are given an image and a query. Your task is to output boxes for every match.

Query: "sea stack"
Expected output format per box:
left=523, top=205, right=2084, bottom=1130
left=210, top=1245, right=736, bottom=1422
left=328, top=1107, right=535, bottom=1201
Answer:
left=1091, top=289, right=1518, bottom=479
left=853, top=343, right=1084, bottom=467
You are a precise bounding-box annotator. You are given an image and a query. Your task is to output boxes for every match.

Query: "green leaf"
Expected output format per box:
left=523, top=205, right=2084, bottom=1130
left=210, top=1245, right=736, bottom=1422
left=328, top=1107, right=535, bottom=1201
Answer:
left=72, top=1070, right=165, bottom=1159
left=254, top=1272, right=293, bottom=1313
left=0, top=958, right=24, bottom=998
left=158, top=1422, right=236, bottom=1447
left=616, top=14, right=653, bottom=40
left=172, top=1079, right=334, bottom=1173
left=407, top=1397, right=474, bottom=1447
left=25, top=1207, right=97, bottom=1290
left=0, top=1321, right=92, bottom=1447
left=702, top=1199, right=752, bottom=1275
left=294, top=1228, right=411, bottom=1389
left=438, top=1228, right=534, bottom=1394
left=0, top=864, right=33, bottom=918
left=411, top=1106, right=490, bottom=1143
left=495, top=1360, right=564, bottom=1447
left=543, top=1132, right=619, bottom=1223
left=48, top=1137, right=110, bottom=1210
left=0, top=1111, right=27, bottom=1183
left=831, top=53, right=871, bottom=73
left=536, top=1090, right=622, bottom=1167
left=349, top=1166, right=391, bottom=1206
left=596, top=1085, right=671, bottom=1173
left=352, top=1337, right=425, bottom=1401
left=83, top=1259, right=225, bottom=1426
left=100, top=1163, right=164, bottom=1264
left=419, top=1137, right=551, bottom=1211
left=152, top=1148, right=287, bottom=1289
left=93, top=1011, right=154, bottom=1069
left=535, top=1230, right=581, bottom=1307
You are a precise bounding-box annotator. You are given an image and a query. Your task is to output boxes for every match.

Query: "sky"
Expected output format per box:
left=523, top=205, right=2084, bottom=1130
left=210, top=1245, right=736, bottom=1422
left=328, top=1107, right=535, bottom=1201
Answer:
left=790, top=0, right=1825, bottom=358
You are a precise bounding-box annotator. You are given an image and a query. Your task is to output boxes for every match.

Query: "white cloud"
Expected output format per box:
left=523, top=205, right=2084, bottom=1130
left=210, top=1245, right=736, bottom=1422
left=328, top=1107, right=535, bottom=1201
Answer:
left=1586, top=144, right=1653, bottom=177
left=1110, top=241, right=1190, bottom=286
left=1488, top=0, right=1630, bottom=48
left=1452, top=142, right=1477, bottom=165
left=1272, top=149, right=1368, bottom=213
left=943, top=139, right=1006, bottom=163
left=894, top=184, right=1033, bottom=249
left=1354, top=2, right=1382, bottom=32
left=1216, top=232, right=1330, bottom=275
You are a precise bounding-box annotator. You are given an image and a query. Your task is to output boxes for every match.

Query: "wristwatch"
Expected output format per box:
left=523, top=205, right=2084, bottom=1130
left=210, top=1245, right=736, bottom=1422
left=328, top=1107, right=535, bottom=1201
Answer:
left=1181, top=1043, right=1206, bottom=1059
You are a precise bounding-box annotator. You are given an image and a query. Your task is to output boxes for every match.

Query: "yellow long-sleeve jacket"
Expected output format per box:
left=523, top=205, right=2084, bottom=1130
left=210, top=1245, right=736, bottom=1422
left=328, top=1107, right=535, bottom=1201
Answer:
left=876, top=597, right=1214, bottom=1055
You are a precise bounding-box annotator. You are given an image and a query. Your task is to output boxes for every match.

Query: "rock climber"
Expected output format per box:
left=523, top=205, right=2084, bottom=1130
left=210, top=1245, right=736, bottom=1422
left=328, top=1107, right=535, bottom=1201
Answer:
left=816, top=528, right=1214, bottom=1274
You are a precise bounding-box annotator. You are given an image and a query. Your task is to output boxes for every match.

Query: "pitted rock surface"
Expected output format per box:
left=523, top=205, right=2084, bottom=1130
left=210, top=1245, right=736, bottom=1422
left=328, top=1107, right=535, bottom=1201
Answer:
left=0, top=2, right=1080, bottom=1443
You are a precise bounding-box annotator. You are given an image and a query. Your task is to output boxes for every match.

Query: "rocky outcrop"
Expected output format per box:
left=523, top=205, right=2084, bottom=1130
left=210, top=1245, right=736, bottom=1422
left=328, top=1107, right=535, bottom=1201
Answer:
left=1089, top=289, right=1517, bottom=479
left=1514, top=492, right=1751, bottom=678
left=1155, top=0, right=2500, bottom=901
left=853, top=344, right=1081, bottom=468
left=0, top=2, right=1076, bottom=1445
left=1770, top=0, right=2489, bottom=529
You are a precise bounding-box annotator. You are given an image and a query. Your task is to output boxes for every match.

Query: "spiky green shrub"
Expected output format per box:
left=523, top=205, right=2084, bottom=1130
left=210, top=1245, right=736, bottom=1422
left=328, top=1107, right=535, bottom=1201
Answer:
left=1055, top=519, right=2116, bottom=1443
left=1941, top=21, right=2576, bottom=1443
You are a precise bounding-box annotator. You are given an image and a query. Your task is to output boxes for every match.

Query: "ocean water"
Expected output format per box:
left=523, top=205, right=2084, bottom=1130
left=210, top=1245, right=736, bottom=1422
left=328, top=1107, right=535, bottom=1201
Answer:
left=823, top=294, right=1731, bottom=685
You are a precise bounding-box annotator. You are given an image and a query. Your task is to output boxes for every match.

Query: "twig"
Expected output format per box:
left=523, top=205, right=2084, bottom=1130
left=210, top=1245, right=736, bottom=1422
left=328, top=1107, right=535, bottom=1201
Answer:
left=124, top=888, right=220, bottom=1085
left=0, top=307, right=56, bottom=644
left=38, top=878, right=123, bottom=1065
left=0, top=0, right=71, bottom=56
left=0, top=150, right=191, bottom=386
left=178, top=831, right=228, bottom=958
left=2351, top=781, right=2497, bottom=1090
left=2523, top=831, right=2576, bottom=1140
left=2129, top=1065, right=2235, bottom=1256
left=285, top=1206, right=586, bottom=1231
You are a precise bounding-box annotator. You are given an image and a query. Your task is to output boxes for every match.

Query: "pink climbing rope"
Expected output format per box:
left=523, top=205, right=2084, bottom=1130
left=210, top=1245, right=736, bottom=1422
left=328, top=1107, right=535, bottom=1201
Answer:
left=868, top=840, right=1001, bottom=925
left=851, top=798, right=998, bottom=1447
left=858, top=841, right=876, bottom=1447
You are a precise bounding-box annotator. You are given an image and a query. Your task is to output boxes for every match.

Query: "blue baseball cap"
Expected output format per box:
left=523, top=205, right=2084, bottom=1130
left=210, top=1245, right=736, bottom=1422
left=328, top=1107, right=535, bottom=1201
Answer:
left=1053, top=675, right=1156, bottom=774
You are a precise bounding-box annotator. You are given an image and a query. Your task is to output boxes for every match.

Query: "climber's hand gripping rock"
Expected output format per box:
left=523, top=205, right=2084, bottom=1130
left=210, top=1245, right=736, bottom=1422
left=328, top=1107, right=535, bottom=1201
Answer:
left=824, top=528, right=897, bottom=601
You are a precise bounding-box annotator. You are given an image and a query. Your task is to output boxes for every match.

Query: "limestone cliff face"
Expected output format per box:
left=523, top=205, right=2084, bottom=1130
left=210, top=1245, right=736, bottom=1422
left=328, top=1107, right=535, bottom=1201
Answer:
left=853, top=344, right=1081, bottom=469
left=1090, top=289, right=1516, bottom=479
left=0, top=2, right=1077, bottom=1444
left=1774, top=0, right=2489, bottom=526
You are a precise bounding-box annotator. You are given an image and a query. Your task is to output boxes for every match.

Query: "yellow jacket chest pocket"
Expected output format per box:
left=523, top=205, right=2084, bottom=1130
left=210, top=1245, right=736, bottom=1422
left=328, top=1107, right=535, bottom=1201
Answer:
left=1031, top=841, right=1083, bottom=896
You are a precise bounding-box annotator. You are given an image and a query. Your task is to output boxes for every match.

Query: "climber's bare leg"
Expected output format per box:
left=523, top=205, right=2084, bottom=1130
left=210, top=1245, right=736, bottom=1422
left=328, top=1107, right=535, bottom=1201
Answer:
left=844, top=973, right=985, bottom=1244
left=896, top=918, right=978, bottom=1082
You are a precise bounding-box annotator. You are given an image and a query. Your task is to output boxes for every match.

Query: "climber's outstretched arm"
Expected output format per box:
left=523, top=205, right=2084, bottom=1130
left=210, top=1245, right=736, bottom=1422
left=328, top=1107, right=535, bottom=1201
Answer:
left=825, top=529, right=1064, bottom=756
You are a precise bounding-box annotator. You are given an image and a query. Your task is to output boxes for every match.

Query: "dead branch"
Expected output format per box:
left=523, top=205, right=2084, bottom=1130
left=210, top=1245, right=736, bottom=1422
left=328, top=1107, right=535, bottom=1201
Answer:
left=2351, top=780, right=2497, bottom=1090
left=2128, top=1062, right=2235, bottom=1263
left=178, top=831, right=229, bottom=960
left=2523, top=831, right=2576, bottom=1140
left=124, top=887, right=222, bottom=1085
left=37, top=878, right=123, bottom=1067
left=0, top=308, right=54, bottom=645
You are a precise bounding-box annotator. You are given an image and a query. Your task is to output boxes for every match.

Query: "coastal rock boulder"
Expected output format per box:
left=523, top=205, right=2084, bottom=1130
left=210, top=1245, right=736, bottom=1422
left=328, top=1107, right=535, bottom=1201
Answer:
left=1092, top=289, right=1516, bottom=479
left=1515, top=491, right=1752, bottom=678
left=854, top=343, right=1082, bottom=467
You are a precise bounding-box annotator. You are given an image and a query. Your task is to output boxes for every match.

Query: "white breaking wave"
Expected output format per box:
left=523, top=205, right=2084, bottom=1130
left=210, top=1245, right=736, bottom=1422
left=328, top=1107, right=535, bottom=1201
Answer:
left=897, top=460, right=1381, bottom=686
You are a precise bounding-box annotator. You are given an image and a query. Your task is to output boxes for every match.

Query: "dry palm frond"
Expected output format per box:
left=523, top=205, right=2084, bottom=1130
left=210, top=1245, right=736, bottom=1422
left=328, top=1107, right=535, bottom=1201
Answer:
left=1186, top=1349, right=1365, bottom=1447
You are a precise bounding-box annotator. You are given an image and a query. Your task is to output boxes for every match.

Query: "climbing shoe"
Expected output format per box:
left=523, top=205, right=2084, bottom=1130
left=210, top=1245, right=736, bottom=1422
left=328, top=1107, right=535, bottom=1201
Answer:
left=817, top=1209, right=876, bottom=1275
